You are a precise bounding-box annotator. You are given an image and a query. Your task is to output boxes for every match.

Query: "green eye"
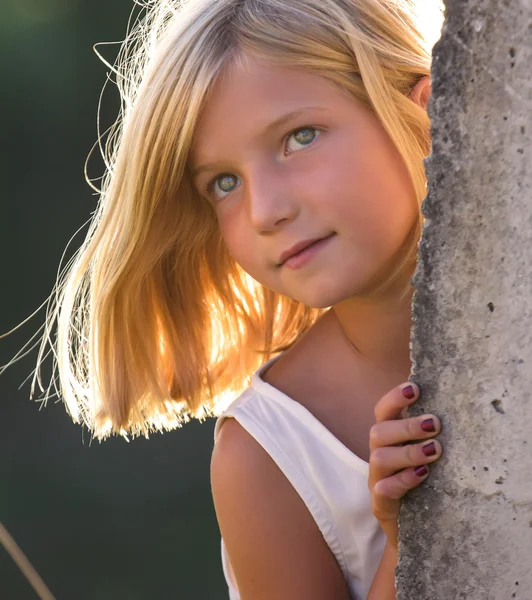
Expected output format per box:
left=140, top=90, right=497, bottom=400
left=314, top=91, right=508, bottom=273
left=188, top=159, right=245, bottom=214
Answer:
left=286, top=127, right=320, bottom=153
left=217, top=175, right=238, bottom=192
left=205, top=173, right=240, bottom=200
left=294, top=129, right=316, bottom=145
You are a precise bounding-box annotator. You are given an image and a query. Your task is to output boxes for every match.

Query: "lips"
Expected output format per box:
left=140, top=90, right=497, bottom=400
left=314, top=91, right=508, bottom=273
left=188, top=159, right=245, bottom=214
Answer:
left=278, top=234, right=334, bottom=266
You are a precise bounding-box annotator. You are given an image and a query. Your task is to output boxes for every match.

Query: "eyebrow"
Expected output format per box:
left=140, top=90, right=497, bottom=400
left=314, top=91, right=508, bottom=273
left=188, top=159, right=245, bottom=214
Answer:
left=191, top=106, right=329, bottom=179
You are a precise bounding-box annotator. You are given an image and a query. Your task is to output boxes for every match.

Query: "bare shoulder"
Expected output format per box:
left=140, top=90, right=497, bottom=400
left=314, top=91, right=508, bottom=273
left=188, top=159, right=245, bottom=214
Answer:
left=211, top=417, right=350, bottom=600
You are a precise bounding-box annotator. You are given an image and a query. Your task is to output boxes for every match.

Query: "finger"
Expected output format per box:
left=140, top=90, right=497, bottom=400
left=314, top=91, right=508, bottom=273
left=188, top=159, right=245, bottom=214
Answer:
left=374, top=382, right=420, bottom=423
left=369, top=414, right=441, bottom=452
left=369, top=439, right=442, bottom=483
left=373, top=464, right=430, bottom=507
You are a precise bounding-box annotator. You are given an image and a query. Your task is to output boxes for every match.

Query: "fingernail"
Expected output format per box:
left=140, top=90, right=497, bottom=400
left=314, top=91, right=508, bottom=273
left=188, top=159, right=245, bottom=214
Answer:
left=415, top=465, right=429, bottom=477
left=422, top=442, right=437, bottom=457
left=421, top=419, right=436, bottom=433
left=402, top=385, right=416, bottom=400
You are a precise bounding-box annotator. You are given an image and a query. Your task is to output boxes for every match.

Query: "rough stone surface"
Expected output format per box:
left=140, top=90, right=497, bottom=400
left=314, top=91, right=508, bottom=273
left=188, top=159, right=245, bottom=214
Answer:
left=396, top=1, right=532, bottom=598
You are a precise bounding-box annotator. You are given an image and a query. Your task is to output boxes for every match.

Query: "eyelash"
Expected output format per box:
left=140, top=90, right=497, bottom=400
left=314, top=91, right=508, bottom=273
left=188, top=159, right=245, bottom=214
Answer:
left=200, top=125, right=322, bottom=199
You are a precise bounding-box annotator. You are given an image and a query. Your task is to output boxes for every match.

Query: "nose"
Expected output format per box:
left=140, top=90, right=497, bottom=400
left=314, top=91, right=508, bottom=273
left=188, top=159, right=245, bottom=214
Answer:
left=245, top=165, right=299, bottom=233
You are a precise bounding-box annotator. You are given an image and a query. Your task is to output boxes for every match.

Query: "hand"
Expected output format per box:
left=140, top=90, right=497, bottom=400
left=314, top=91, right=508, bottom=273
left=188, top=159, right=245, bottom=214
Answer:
left=368, top=382, right=443, bottom=549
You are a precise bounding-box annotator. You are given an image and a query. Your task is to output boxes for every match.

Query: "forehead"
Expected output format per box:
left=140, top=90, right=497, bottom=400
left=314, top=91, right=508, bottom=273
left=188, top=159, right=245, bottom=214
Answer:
left=189, top=53, right=350, bottom=165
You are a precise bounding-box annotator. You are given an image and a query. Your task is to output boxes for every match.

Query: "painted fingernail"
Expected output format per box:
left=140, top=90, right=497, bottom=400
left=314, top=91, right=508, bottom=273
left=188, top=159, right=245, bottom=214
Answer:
left=402, top=385, right=415, bottom=399
left=415, top=465, right=429, bottom=477
left=421, top=419, right=436, bottom=433
left=422, top=442, right=437, bottom=457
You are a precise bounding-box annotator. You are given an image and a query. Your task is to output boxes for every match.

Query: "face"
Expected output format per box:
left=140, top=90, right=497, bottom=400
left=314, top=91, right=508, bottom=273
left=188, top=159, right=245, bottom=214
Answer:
left=189, top=53, right=420, bottom=308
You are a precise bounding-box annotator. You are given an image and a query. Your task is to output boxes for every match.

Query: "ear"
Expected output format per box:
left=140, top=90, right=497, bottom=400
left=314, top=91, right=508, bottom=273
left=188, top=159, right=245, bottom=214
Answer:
left=409, top=75, right=431, bottom=111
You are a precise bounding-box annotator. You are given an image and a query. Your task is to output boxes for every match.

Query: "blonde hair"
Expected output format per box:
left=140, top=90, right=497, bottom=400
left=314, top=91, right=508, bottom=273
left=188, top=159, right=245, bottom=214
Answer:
left=34, top=0, right=444, bottom=439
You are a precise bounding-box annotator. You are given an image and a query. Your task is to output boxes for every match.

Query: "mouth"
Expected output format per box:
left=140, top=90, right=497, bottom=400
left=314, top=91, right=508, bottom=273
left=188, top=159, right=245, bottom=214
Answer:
left=278, top=233, right=336, bottom=268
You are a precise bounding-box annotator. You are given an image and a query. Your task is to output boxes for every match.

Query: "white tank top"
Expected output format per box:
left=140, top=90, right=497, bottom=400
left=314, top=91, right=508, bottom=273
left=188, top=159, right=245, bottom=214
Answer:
left=213, top=357, right=387, bottom=600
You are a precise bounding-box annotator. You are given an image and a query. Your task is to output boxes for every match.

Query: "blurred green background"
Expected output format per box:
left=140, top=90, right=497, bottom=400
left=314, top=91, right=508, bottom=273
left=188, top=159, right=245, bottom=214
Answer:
left=0, top=1, right=227, bottom=598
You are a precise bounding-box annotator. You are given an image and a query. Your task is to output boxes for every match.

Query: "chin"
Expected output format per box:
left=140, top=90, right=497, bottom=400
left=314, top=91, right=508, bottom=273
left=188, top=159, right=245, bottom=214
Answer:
left=291, top=284, right=351, bottom=310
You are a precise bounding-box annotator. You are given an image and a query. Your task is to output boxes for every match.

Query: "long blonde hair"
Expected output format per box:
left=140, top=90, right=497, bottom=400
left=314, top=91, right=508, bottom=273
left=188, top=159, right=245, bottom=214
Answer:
left=34, top=0, right=444, bottom=439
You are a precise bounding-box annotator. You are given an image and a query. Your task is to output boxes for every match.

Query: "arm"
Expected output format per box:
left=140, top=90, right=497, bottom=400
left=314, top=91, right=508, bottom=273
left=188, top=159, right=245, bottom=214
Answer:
left=211, top=418, right=351, bottom=600
left=366, top=542, right=398, bottom=600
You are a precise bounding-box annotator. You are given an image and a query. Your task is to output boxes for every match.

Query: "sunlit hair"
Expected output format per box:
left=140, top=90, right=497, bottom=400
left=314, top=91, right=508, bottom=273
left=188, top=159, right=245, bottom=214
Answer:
left=33, top=0, right=444, bottom=439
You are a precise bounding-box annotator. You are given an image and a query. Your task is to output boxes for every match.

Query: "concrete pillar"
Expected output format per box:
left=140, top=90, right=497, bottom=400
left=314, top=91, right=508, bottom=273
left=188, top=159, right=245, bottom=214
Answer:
left=396, top=1, right=532, bottom=598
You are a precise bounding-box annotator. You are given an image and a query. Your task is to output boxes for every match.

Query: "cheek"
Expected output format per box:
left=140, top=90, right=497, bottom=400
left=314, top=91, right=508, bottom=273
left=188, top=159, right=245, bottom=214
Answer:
left=326, top=137, right=416, bottom=239
left=217, top=214, right=241, bottom=257
left=217, top=214, right=259, bottom=274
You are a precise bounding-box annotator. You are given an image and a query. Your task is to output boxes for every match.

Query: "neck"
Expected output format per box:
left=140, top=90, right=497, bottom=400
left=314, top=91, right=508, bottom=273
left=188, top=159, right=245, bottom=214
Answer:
left=332, top=271, right=414, bottom=376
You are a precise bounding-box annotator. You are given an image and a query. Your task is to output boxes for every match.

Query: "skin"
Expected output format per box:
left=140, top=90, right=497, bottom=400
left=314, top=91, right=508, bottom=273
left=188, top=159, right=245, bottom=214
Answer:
left=193, top=51, right=443, bottom=596
left=193, top=56, right=414, bottom=301
left=190, top=52, right=428, bottom=370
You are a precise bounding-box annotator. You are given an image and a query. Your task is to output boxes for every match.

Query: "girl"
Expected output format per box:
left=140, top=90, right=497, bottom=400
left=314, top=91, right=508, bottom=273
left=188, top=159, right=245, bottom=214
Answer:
left=33, top=0, right=445, bottom=597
